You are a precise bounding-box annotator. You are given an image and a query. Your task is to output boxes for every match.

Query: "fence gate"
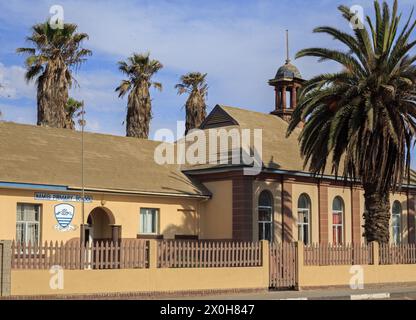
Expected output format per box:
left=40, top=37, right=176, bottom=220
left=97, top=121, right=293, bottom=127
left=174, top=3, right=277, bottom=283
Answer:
left=269, top=242, right=297, bottom=289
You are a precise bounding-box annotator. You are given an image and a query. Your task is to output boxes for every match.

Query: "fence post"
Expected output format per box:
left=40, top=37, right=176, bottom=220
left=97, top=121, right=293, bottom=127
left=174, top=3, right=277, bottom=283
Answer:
left=260, top=240, right=269, bottom=288
left=295, top=241, right=304, bottom=291
left=371, top=242, right=380, bottom=265
left=148, top=240, right=158, bottom=269
left=0, top=240, right=12, bottom=297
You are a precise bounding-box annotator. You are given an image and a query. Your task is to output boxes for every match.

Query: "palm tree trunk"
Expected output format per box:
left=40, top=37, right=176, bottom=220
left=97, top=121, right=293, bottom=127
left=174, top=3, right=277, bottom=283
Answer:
left=126, top=83, right=151, bottom=139
left=185, top=91, right=206, bottom=134
left=363, top=183, right=390, bottom=244
left=37, top=63, right=68, bottom=128
left=185, top=102, right=195, bottom=135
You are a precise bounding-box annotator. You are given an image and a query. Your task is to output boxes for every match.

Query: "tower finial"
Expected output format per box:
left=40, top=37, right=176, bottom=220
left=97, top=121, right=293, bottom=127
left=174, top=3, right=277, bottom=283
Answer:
left=286, top=29, right=290, bottom=64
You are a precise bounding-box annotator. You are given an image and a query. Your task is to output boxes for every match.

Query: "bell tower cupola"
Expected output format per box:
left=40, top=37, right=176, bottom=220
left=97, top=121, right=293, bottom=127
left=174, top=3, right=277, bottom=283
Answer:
left=269, top=30, right=305, bottom=123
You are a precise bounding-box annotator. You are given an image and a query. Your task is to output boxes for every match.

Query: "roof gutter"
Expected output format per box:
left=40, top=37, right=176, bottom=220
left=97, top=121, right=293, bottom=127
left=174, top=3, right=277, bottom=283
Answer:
left=0, top=181, right=211, bottom=200
left=0, top=181, right=68, bottom=191
left=68, top=186, right=212, bottom=200
left=263, top=168, right=416, bottom=189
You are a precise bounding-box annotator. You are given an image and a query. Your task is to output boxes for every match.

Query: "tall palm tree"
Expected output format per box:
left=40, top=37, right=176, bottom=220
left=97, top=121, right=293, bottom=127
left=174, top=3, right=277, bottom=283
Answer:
left=17, top=22, right=91, bottom=128
left=287, top=0, right=416, bottom=243
left=116, top=53, right=163, bottom=139
left=175, top=72, right=208, bottom=134
left=64, top=97, right=84, bottom=130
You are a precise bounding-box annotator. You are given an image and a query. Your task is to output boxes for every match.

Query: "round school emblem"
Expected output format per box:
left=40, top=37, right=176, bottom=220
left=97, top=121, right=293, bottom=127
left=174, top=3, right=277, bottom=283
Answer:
left=54, top=204, right=76, bottom=232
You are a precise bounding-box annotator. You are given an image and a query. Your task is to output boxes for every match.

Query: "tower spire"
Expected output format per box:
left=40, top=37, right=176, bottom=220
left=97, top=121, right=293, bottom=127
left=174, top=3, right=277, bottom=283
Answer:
left=286, top=29, right=290, bottom=64
left=269, top=29, right=304, bottom=126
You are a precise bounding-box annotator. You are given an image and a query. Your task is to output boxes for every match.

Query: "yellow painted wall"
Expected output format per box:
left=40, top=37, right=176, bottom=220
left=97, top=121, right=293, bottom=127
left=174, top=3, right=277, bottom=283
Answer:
left=252, top=180, right=282, bottom=242
left=200, top=181, right=233, bottom=239
left=327, top=187, right=352, bottom=243
left=0, top=188, right=201, bottom=242
left=11, top=266, right=268, bottom=296
left=291, top=183, right=319, bottom=243
left=10, top=240, right=270, bottom=296
left=300, top=264, right=416, bottom=288
left=1, top=183, right=413, bottom=244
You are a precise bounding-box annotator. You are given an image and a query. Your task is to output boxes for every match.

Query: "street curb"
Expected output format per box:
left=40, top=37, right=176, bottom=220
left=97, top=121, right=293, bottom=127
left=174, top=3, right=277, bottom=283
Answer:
left=279, top=292, right=392, bottom=300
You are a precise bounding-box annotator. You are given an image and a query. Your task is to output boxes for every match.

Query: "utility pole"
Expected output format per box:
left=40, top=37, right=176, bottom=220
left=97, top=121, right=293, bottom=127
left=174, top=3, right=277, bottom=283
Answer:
left=81, top=101, right=85, bottom=245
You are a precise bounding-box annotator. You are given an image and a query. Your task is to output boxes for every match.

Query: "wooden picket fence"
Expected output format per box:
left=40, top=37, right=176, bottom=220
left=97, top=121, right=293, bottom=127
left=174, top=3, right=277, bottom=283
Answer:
left=304, top=243, right=373, bottom=266
left=157, top=240, right=262, bottom=268
left=379, top=244, right=416, bottom=265
left=269, top=242, right=297, bottom=289
left=11, top=240, right=149, bottom=270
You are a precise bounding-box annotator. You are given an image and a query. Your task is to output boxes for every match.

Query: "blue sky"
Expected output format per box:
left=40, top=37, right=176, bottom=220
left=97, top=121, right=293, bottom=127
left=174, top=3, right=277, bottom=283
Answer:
left=0, top=0, right=414, bottom=168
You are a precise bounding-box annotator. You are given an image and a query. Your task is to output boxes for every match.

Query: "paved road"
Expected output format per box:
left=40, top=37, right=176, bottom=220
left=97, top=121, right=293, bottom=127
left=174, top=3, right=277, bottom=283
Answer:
left=163, top=285, right=416, bottom=300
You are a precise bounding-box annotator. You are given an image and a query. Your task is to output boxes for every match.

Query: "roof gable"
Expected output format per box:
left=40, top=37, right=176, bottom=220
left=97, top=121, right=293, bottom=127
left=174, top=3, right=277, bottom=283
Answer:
left=200, top=105, right=239, bottom=129
left=183, top=105, right=305, bottom=172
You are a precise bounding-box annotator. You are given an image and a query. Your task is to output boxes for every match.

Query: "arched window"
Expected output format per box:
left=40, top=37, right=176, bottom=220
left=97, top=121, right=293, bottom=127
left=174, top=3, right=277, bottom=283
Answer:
left=297, top=194, right=311, bottom=245
left=258, top=191, right=273, bottom=241
left=332, top=197, right=344, bottom=244
left=392, top=201, right=402, bottom=245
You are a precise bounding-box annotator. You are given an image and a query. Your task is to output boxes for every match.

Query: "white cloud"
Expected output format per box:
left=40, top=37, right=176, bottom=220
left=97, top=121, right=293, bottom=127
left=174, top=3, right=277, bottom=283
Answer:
left=0, top=63, right=35, bottom=99
left=0, top=0, right=344, bottom=109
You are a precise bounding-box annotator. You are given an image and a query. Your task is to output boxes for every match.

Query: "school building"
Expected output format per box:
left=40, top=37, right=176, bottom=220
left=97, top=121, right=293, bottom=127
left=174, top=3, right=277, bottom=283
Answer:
left=0, top=58, right=415, bottom=247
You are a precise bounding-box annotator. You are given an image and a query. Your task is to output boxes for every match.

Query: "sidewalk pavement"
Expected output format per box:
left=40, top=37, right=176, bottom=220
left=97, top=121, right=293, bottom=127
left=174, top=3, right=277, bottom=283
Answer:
left=4, top=284, right=416, bottom=300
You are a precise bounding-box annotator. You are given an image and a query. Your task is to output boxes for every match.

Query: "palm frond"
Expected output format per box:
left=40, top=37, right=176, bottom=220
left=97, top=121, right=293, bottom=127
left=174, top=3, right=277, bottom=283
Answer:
left=289, top=0, right=416, bottom=197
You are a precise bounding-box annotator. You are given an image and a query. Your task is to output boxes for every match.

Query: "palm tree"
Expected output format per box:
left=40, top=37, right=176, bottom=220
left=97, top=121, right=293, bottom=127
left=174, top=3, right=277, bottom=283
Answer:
left=287, top=0, right=416, bottom=243
left=116, top=53, right=163, bottom=139
left=175, top=72, right=208, bottom=134
left=17, top=22, right=91, bottom=128
left=64, top=98, right=84, bottom=130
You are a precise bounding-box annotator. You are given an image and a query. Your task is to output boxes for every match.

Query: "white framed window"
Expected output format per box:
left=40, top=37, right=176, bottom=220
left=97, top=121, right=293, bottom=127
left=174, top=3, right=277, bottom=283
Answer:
left=16, top=204, right=41, bottom=244
left=332, top=196, right=344, bottom=244
left=392, top=201, right=402, bottom=245
left=297, top=194, right=311, bottom=245
left=139, top=208, right=159, bottom=235
left=258, top=190, right=273, bottom=242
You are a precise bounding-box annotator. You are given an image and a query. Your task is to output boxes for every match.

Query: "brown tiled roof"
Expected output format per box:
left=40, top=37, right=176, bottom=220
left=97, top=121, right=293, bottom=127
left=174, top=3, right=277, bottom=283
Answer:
left=219, top=105, right=305, bottom=171
left=0, top=121, right=210, bottom=197
left=1, top=107, right=414, bottom=194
